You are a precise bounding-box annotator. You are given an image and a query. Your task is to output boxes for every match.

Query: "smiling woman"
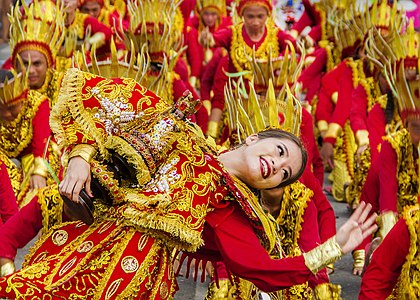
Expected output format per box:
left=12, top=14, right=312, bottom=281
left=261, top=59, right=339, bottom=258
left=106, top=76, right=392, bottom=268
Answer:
left=0, top=69, right=377, bottom=299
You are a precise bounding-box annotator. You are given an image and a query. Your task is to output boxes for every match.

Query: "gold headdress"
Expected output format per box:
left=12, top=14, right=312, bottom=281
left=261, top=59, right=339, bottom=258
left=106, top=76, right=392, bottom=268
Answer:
left=225, top=43, right=304, bottom=142
left=124, top=0, right=183, bottom=63
left=76, top=39, right=148, bottom=83
left=0, top=68, right=28, bottom=107
left=384, top=21, right=420, bottom=121
left=196, top=0, right=227, bottom=17
left=9, top=0, right=66, bottom=68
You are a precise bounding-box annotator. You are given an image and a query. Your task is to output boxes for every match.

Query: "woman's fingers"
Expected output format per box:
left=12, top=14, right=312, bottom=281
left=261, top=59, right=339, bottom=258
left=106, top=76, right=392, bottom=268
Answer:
left=349, top=201, right=367, bottom=222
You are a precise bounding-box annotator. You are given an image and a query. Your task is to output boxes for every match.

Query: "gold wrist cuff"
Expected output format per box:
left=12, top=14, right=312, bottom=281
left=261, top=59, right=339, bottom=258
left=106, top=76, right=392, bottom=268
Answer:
left=331, top=91, right=338, bottom=104
left=377, top=211, right=398, bottom=240
left=325, top=123, right=342, bottom=139
left=303, top=236, right=343, bottom=274
left=356, top=130, right=369, bottom=147
left=352, top=249, right=365, bottom=269
left=68, top=144, right=97, bottom=164
left=202, top=100, right=211, bottom=116
left=314, top=283, right=342, bottom=300
left=0, top=260, right=16, bottom=277
left=290, top=29, right=299, bottom=39
left=207, top=121, right=219, bottom=139
left=317, top=120, right=329, bottom=132
left=32, top=156, right=49, bottom=177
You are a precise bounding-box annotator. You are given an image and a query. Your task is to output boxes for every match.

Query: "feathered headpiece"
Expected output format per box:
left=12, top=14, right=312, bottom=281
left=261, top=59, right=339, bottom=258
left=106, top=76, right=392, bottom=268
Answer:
left=0, top=67, right=28, bottom=107
left=384, top=21, right=420, bottom=121
left=225, top=43, right=304, bottom=142
left=9, top=0, right=66, bottom=68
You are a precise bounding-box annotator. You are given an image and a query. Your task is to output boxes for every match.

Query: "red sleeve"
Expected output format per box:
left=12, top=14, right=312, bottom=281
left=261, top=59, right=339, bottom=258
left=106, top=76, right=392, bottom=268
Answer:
left=314, top=67, right=338, bottom=124
left=298, top=47, right=326, bottom=101
left=329, top=64, right=354, bottom=127
left=299, top=200, right=330, bottom=288
left=307, top=25, right=322, bottom=42
left=378, top=141, right=398, bottom=213
left=179, top=0, right=196, bottom=25
left=365, top=104, right=387, bottom=160
left=300, top=169, right=336, bottom=241
left=277, top=29, right=297, bottom=53
left=84, top=15, right=113, bottom=56
left=206, top=203, right=314, bottom=292
left=200, top=48, right=225, bottom=101
left=349, top=83, right=369, bottom=134
left=213, top=27, right=233, bottom=49
left=300, top=108, right=324, bottom=184
left=186, top=26, right=203, bottom=77
left=0, top=162, right=18, bottom=223
left=359, top=218, right=409, bottom=299
left=0, top=196, right=43, bottom=260
left=30, top=100, right=51, bottom=158
left=291, top=9, right=313, bottom=33
left=211, top=55, right=229, bottom=110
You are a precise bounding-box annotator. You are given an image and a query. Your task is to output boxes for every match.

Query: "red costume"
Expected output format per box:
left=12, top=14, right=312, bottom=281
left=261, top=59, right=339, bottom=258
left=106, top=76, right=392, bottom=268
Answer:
left=359, top=205, right=420, bottom=299
left=0, top=69, right=344, bottom=298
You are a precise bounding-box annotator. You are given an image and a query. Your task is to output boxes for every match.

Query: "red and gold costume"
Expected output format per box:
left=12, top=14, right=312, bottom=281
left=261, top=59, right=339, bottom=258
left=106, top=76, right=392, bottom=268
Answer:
left=206, top=181, right=340, bottom=300
left=0, top=69, right=344, bottom=298
left=359, top=204, right=420, bottom=299
left=8, top=0, right=66, bottom=106
left=185, top=0, right=231, bottom=80
left=0, top=68, right=60, bottom=212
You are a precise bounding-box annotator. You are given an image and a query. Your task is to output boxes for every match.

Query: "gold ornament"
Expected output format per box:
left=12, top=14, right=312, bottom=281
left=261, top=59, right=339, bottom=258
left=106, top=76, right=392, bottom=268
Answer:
left=9, top=0, right=66, bottom=67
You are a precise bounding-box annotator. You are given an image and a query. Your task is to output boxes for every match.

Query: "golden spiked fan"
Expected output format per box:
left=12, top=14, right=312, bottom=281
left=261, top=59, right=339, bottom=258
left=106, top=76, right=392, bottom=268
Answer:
left=9, top=0, right=66, bottom=68
left=0, top=67, right=28, bottom=107
left=384, top=24, right=420, bottom=121
left=225, top=43, right=304, bottom=142
left=196, top=0, right=226, bottom=17
left=124, top=0, right=183, bottom=61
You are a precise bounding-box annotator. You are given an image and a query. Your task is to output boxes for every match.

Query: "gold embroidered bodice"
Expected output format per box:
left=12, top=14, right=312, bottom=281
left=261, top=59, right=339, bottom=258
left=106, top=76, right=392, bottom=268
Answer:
left=386, top=129, right=419, bottom=214
left=0, top=90, right=47, bottom=158
left=230, top=21, right=279, bottom=80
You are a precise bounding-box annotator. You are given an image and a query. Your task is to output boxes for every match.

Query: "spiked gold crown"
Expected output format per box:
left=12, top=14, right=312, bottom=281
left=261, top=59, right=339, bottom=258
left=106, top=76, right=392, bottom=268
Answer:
left=124, top=0, right=183, bottom=63
left=9, top=0, right=65, bottom=68
left=196, top=0, right=226, bottom=16
left=0, top=68, right=28, bottom=107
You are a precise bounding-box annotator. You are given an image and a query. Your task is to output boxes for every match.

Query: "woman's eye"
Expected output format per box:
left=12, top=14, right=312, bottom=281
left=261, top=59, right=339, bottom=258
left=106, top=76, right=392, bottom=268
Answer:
left=282, top=169, right=289, bottom=180
left=278, top=146, right=284, bottom=157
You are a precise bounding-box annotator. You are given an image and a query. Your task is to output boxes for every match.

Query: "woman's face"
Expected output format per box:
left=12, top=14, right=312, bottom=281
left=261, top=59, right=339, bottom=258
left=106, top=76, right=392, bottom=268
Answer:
left=238, top=134, right=302, bottom=190
left=242, top=5, right=268, bottom=35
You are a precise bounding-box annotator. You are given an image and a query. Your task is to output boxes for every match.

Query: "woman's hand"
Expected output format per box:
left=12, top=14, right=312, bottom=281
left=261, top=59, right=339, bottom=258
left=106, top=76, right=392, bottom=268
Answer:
left=336, top=202, right=378, bottom=254
left=30, top=174, right=47, bottom=190
left=59, top=156, right=92, bottom=202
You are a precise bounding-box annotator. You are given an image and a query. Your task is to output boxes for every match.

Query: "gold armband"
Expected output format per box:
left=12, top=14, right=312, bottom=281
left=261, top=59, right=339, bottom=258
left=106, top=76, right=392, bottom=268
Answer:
left=352, top=249, right=365, bottom=269
left=356, top=130, right=369, bottom=147
left=89, top=32, right=106, bottom=48
left=189, top=76, right=198, bottom=89
left=32, top=156, right=49, bottom=177
left=0, top=260, right=15, bottom=277
left=314, top=283, right=342, bottom=300
left=68, top=144, right=97, bottom=164
left=202, top=100, right=212, bottom=116
left=325, top=123, right=342, bottom=139
left=207, top=120, right=219, bottom=139
left=289, top=29, right=299, bottom=39
left=331, top=91, right=338, bottom=104
left=377, top=211, right=398, bottom=240
left=303, top=236, right=343, bottom=274
left=317, top=120, right=329, bottom=132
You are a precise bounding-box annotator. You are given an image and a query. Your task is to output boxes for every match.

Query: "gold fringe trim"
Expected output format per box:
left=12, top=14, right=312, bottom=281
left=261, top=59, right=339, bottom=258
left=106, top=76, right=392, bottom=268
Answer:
left=121, top=206, right=204, bottom=252
left=104, top=135, right=152, bottom=187
left=50, top=68, right=109, bottom=161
